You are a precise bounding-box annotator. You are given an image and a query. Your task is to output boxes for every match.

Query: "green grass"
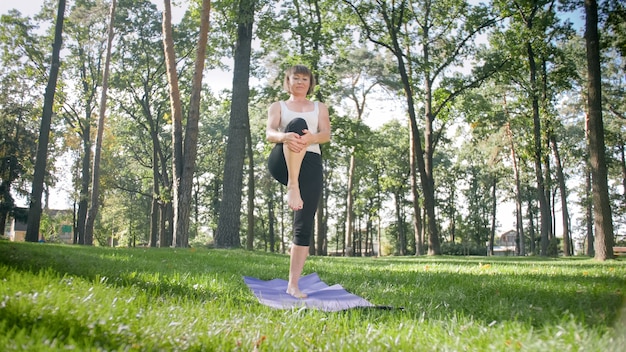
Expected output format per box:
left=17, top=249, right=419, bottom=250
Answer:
left=0, top=241, right=625, bottom=351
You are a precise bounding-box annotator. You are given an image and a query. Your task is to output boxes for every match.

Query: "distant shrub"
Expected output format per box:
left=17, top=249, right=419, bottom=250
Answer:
left=440, top=242, right=487, bottom=256
left=548, top=237, right=560, bottom=257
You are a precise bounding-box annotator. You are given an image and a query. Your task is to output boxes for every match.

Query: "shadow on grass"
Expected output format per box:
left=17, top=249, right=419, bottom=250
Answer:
left=1, top=241, right=624, bottom=331
left=307, top=254, right=626, bottom=329
left=1, top=300, right=134, bottom=350
left=0, top=241, right=268, bottom=303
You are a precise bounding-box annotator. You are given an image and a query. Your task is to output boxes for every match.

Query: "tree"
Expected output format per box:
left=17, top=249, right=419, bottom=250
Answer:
left=601, top=2, right=626, bottom=240
left=333, top=47, right=389, bottom=255
left=375, top=120, right=411, bottom=254
left=109, top=0, right=173, bottom=248
left=215, top=0, right=256, bottom=248
left=84, top=0, right=117, bottom=245
left=194, top=97, right=229, bottom=244
left=512, top=0, right=551, bottom=256
left=343, top=0, right=499, bottom=255
left=25, top=0, right=66, bottom=242
left=585, top=0, right=615, bottom=260
left=489, top=0, right=583, bottom=256
left=163, top=0, right=211, bottom=248
left=59, top=0, right=111, bottom=245
left=0, top=12, right=46, bottom=236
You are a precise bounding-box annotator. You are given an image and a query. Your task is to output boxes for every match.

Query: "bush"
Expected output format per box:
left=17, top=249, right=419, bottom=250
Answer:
left=548, top=237, right=560, bottom=257
left=440, top=241, right=487, bottom=256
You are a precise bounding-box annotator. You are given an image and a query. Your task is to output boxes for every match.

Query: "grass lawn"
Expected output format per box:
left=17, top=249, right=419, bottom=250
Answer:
left=0, top=240, right=625, bottom=351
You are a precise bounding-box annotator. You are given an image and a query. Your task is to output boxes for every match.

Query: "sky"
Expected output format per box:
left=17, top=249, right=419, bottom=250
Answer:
left=0, top=1, right=238, bottom=93
left=0, top=1, right=183, bottom=19
left=0, top=2, right=41, bottom=16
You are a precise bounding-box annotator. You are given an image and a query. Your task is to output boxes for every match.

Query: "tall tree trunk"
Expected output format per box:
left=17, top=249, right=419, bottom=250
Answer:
left=543, top=149, right=554, bottom=242
left=377, top=215, right=382, bottom=257
left=394, top=192, right=404, bottom=256
left=488, top=176, right=497, bottom=256
left=245, top=125, right=255, bottom=250
left=162, top=0, right=185, bottom=246
left=419, top=23, right=440, bottom=255
left=175, top=0, right=211, bottom=248
left=550, top=135, right=571, bottom=256
left=410, top=123, right=424, bottom=255
left=316, top=185, right=326, bottom=255
left=526, top=41, right=551, bottom=256
left=84, top=0, right=117, bottom=246
left=541, top=61, right=554, bottom=244
left=215, top=0, right=255, bottom=248
left=585, top=0, right=615, bottom=260
left=394, top=41, right=438, bottom=255
left=268, top=191, right=275, bottom=252
left=585, top=164, right=594, bottom=256
left=71, top=45, right=99, bottom=246
left=159, top=141, right=172, bottom=247
left=148, top=112, right=170, bottom=247
left=26, top=0, right=66, bottom=242
left=343, top=75, right=373, bottom=256
left=160, top=202, right=173, bottom=247
left=344, top=153, right=356, bottom=256
left=364, top=218, right=370, bottom=256
left=618, top=138, right=626, bottom=242
left=150, top=140, right=160, bottom=247
left=506, top=121, right=525, bottom=256
left=149, top=176, right=160, bottom=247
left=76, top=140, right=90, bottom=244
left=527, top=199, right=536, bottom=255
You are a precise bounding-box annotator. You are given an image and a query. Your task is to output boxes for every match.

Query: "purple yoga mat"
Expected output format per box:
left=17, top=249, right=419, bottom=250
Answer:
left=243, top=272, right=374, bottom=311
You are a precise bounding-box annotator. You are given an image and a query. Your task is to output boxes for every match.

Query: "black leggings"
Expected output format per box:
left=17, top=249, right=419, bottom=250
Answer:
left=267, top=118, right=323, bottom=246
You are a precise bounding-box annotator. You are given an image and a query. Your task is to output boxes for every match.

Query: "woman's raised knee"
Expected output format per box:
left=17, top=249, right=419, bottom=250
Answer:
left=285, top=117, right=309, bottom=135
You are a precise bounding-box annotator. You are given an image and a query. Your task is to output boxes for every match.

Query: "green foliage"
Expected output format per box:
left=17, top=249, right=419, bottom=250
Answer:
left=603, top=0, right=626, bottom=58
left=548, top=236, right=560, bottom=257
left=440, top=241, right=488, bottom=256
left=0, top=10, right=52, bottom=212
left=1, top=0, right=623, bottom=256
left=384, top=220, right=413, bottom=255
left=0, top=242, right=625, bottom=350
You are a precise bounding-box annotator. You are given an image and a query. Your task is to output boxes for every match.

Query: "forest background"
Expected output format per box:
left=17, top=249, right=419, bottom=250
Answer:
left=0, top=0, right=624, bottom=258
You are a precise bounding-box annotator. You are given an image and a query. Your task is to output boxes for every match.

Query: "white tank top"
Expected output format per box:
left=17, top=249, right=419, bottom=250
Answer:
left=279, top=101, right=321, bottom=154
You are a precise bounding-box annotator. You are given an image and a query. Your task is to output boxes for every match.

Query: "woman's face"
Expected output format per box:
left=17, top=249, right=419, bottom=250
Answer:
left=289, top=73, right=310, bottom=94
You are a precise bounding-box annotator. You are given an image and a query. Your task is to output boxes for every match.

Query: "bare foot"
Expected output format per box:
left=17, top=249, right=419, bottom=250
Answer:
left=286, top=185, right=303, bottom=210
left=286, top=286, right=308, bottom=299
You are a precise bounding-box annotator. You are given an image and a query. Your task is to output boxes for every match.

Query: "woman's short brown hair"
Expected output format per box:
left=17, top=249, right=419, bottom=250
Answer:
left=283, top=65, right=316, bottom=95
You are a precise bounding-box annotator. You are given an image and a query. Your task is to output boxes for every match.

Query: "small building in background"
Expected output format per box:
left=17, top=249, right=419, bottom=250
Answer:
left=8, top=216, right=32, bottom=242
left=492, top=229, right=517, bottom=256
left=4, top=208, right=73, bottom=244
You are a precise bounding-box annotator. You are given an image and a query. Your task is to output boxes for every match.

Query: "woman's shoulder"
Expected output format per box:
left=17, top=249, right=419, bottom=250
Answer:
left=316, top=101, right=329, bottom=113
left=268, top=101, right=283, bottom=111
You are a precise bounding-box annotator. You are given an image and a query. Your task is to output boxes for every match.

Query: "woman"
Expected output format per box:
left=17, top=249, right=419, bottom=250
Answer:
left=266, top=65, right=331, bottom=298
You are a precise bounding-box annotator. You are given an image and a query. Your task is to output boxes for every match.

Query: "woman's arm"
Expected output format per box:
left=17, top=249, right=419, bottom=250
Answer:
left=266, top=102, right=285, bottom=143
left=300, top=102, right=331, bottom=146
left=313, top=102, right=331, bottom=144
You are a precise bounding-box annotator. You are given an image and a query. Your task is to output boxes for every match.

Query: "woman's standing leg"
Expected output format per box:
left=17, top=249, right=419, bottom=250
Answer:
left=287, top=244, right=310, bottom=298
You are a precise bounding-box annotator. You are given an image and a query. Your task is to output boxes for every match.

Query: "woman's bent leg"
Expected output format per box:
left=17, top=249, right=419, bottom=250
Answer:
left=268, top=118, right=308, bottom=210
left=284, top=144, right=306, bottom=210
